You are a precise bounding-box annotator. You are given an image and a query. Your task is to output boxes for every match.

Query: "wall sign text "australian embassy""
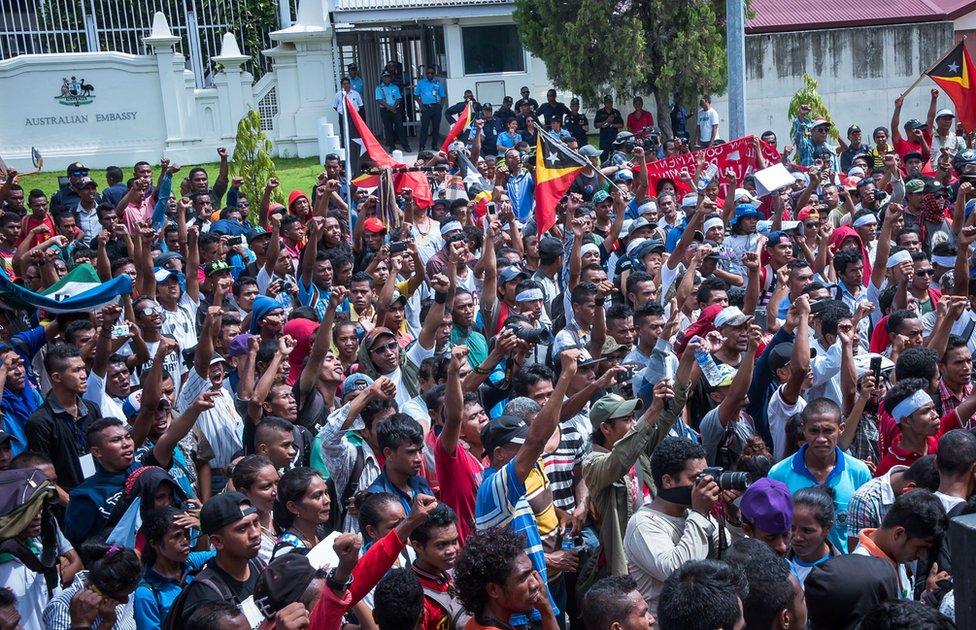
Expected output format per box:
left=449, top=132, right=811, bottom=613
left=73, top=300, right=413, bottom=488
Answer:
left=25, top=112, right=139, bottom=126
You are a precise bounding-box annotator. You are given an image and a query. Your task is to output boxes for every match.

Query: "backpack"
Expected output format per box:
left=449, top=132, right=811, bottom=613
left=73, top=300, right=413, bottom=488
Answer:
left=0, top=468, right=59, bottom=596
left=161, top=557, right=267, bottom=630
left=422, top=585, right=472, bottom=630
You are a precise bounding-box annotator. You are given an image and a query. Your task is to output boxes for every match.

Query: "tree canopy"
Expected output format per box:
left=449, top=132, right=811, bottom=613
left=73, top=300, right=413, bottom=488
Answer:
left=513, top=0, right=733, bottom=136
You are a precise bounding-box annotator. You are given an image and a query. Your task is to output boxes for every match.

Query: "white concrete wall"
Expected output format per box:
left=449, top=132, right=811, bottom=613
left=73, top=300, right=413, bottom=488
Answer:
left=710, top=22, right=954, bottom=146
left=0, top=50, right=259, bottom=171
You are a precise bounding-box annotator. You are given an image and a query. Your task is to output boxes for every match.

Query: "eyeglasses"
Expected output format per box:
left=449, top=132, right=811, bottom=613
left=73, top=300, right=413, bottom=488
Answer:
left=139, top=304, right=163, bottom=316
left=916, top=269, right=935, bottom=277
left=371, top=341, right=398, bottom=354
left=70, top=170, right=88, bottom=177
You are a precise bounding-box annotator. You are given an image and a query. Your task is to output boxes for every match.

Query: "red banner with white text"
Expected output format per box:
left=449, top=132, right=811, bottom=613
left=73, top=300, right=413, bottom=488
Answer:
left=642, top=136, right=783, bottom=198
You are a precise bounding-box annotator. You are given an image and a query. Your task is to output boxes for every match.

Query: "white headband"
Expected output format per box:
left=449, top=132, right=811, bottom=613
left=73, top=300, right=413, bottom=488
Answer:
left=852, top=214, right=878, bottom=228
left=581, top=243, right=600, bottom=256
left=886, top=249, right=913, bottom=269
left=891, top=390, right=933, bottom=422
left=516, top=288, right=545, bottom=302
left=704, top=217, right=725, bottom=234
left=932, top=255, right=956, bottom=268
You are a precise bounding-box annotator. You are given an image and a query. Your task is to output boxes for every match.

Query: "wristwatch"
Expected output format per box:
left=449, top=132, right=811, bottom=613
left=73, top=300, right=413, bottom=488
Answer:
left=326, top=567, right=353, bottom=591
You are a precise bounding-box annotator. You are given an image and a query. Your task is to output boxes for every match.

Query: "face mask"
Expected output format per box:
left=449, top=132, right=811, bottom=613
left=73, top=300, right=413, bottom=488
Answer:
left=657, top=484, right=693, bottom=506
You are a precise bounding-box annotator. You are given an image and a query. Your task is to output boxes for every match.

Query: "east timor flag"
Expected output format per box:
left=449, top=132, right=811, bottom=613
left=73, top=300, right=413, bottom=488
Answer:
left=927, top=41, right=976, bottom=132
left=534, top=128, right=586, bottom=236
left=441, top=101, right=473, bottom=154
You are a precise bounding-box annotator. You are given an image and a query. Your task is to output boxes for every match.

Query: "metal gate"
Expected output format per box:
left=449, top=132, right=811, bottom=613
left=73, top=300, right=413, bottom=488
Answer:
left=0, top=0, right=289, bottom=85
left=335, top=25, right=445, bottom=142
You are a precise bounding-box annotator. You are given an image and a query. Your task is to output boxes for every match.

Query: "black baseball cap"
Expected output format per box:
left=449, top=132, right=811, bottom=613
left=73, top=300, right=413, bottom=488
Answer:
left=480, top=415, right=528, bottom=456
left=200, top=492, right=257, bottom=535
left=539, top=236, right=563, bottom=259
left=66, top=161, right=88, bottom=175
left=253, top=553, right=320, bottom=619
left=805, top=555, right=899, bottom=629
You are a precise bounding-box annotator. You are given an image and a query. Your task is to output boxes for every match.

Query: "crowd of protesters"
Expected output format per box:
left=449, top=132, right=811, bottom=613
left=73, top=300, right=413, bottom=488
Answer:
left=0, top=74, right=974, bottom=630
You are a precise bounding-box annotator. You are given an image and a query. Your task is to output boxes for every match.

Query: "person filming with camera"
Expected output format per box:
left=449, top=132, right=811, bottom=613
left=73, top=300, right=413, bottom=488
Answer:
left=622, top=434, right=744, bottom=616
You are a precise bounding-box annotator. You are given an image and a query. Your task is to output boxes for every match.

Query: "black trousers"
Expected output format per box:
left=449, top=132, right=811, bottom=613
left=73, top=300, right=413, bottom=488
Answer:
left=380, top=107, right=408, bottom=150
left=419, top=104, right=442, bottom=149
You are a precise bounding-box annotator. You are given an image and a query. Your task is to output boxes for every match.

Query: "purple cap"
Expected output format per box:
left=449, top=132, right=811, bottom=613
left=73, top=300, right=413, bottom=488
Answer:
left=228, top=333, right=253, bottom=358
left=740, top=478, right=793, bottom=534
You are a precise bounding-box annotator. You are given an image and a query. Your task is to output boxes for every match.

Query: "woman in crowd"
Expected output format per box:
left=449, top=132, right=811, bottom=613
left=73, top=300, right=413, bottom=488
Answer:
left=272, top=466, right=333, bottom=557
left=788, top=486, right=840, bottom=585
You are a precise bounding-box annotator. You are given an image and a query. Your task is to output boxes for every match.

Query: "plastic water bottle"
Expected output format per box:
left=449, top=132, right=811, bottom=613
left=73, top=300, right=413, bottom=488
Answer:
left=692, top=336, right=725, bottom=387
left=696, top=163, right=719, bottom=193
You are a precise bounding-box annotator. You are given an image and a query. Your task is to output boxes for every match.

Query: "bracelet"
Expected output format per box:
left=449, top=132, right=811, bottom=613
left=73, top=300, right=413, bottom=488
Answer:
left=326, top=567, right=354, bottom=591
left=434, top=291, right=448, bottom=304
left=473, top=365, right=492, bottom=375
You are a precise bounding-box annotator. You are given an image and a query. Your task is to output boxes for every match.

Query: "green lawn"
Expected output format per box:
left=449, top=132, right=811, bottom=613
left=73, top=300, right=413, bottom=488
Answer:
left=21, top=157, right=326, bottom=198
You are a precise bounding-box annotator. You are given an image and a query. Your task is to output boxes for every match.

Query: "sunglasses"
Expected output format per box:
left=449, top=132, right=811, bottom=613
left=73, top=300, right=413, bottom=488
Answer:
left=371, top=340, right=398, bottom=354
left=139, top=304, right=163, bottom=316
left=70, top=170, right=89, bottom=177
left=916, top=269, right=935, bottom=277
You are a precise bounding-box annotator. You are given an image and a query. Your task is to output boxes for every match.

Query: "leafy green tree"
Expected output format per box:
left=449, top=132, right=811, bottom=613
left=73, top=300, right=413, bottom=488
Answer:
left=788, top=73, right=839, bottom=148
left=232, top=109, right=282, bottom=220
left=513, top=0, right=736, bottom=139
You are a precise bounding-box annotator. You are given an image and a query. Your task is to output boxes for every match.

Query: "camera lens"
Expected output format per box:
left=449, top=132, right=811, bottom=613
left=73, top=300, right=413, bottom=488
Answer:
left=717, top=471, right=751, bottom=492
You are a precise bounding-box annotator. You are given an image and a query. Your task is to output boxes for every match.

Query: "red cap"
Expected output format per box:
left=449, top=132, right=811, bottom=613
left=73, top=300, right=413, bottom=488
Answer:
left=797, top=205, right=820, bottom=222
left=363, top=217, right=387, bottom=233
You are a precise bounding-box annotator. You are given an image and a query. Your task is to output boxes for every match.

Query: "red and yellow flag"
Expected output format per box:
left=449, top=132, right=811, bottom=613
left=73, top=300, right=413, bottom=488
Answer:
left=927, top=42, right=976, bottom=132
left=441, top=101, right=473, bottom=154
left=344, top=95, right=433, bottom=208
left=534, top=129, right=585, bottom=236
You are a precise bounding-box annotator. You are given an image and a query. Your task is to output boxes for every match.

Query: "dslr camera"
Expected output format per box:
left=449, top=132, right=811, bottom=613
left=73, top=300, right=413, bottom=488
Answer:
left=698, top=467, right=751, bottom=492
left=505, top=322, right=553, bottom=345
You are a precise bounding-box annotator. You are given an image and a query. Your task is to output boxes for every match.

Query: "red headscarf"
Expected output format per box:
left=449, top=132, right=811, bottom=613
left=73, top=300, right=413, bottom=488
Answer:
left=674, top=303, right=724, bottom=357
left=283, top=318, right=320, bottom=386
left=829, top=225, right=871, bottom=286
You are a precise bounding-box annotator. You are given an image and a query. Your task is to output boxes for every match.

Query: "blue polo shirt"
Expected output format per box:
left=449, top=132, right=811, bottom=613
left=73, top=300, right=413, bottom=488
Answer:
left=415, top=77, right=444, bottom=105
left=768, top=445, right=871, bottom=553
left=375, top=83, right=402, bottom=107
left=367, top=469, right=433, bottom=516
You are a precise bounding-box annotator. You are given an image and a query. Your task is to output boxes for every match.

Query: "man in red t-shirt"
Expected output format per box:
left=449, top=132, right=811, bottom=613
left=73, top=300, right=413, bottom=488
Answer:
left=875, top=378, right=970, bottom=476
left=627, top=97, right=654, bottom=134
left=17, top=189, right=55, bottom=248
left=436, top=346, right=490, bottom=543
left=890, top=94, right=933, bottom=176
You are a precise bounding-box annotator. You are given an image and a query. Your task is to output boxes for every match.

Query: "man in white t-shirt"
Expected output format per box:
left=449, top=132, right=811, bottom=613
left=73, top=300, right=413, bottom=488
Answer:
left=176, top=307, right=244, bottom=487
left=765, top=340, right=813, bottom=461
left=84, top=304, right=130, bottom=420
left=696, top=97, right=720, bottom=148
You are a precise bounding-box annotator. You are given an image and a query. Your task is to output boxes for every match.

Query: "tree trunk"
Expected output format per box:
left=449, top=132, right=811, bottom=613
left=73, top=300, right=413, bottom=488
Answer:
left=652, top=86, right=673, bottom=140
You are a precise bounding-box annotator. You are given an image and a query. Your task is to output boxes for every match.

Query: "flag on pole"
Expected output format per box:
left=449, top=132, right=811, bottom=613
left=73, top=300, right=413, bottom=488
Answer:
left=441, top=101, right=473, bottom=154
left=926, top=41, right=976, bottom=132
left=344, top=95, right=434, bottom=208
left=345, top=95, right=396, bottom=169
left=378, top=168, right=400, bottom=228
left=534, top=126, right=587, bottom=236
left=0, top=263, right=131, bottom=314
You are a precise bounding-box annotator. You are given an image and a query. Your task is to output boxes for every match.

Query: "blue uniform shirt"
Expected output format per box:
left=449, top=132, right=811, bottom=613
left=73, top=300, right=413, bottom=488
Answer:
left=348, top=75, right=365, bottom=97
left=415, top=77, right=444, bottom=105
left=374, top=83, right=402, bottom=107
